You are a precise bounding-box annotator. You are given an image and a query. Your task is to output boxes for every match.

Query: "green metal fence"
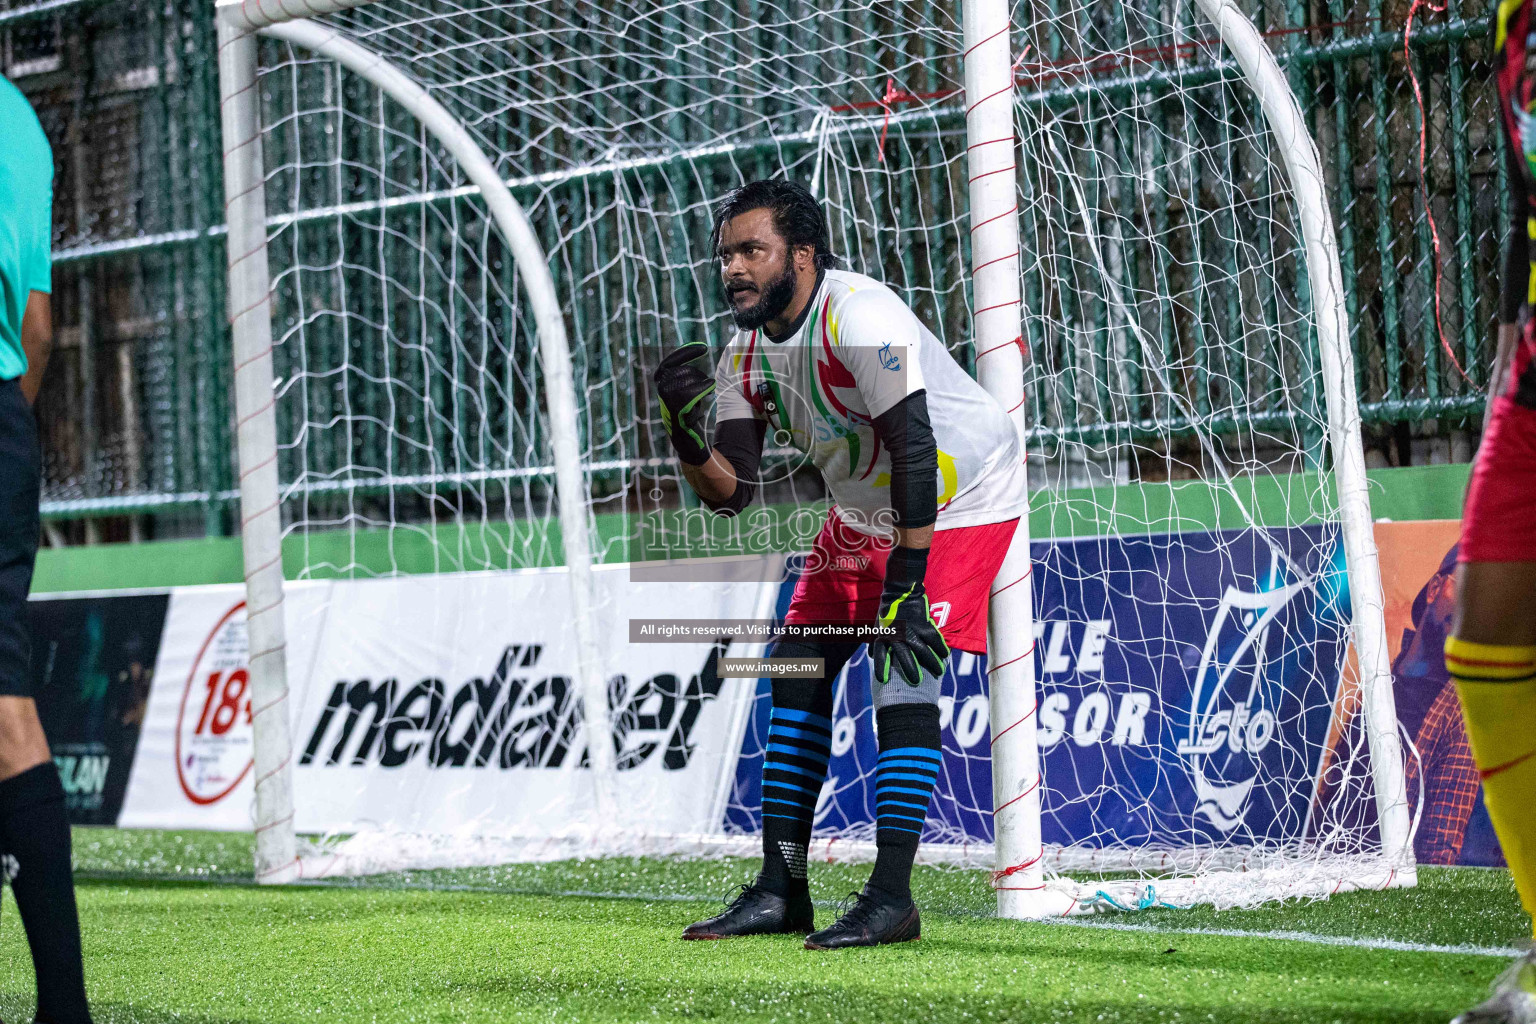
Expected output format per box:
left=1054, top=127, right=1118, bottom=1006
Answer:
left=0, top=0, right=1504, bottom=540
left=4, top=0, right=230, bottom=539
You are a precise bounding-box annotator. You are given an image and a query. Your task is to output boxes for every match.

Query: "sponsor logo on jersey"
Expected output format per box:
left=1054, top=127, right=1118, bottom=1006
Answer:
left=877, top=341, right=900, bottom=371
left=1514, top=95, right=1536, bottom=179
left=298, top=641, right=730, bottom=772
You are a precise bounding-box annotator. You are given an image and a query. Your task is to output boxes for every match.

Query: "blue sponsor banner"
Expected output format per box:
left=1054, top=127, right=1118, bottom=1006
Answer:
left=725, top=525, right=1356, bottom=848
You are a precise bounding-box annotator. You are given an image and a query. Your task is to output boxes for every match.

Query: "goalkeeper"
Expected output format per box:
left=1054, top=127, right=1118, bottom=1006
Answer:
left=653, top=179, right=1025, bottom=950
left=1443, top=1, right=1536, bottom=1019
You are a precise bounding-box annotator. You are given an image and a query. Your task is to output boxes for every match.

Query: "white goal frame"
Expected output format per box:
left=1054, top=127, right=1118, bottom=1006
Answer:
left=961, top=0, right=1413, bottom=916
left=216, top=0, right=612, bottom=883
left=215, top=0, right=1414, bottom=912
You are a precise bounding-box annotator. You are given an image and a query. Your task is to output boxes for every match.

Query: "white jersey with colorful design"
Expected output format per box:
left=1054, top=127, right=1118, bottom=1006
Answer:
left=713, top=269, right=1026, bottom=536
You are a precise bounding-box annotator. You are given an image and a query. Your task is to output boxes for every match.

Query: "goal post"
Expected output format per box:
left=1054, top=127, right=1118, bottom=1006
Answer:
left=1185, top=0, right=1413, bottom=880
left=214, top=0, right=613, bottom=882
left=960, top=0, right=1059, bottom=918
left=210, top=0, right=1416, bottom=907
left=960, top=0, right=1413, bottom=917
left=215, top=6, right=297, bottom=883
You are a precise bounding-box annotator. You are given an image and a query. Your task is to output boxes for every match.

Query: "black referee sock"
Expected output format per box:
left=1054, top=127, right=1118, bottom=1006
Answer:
left=867, top=703, right=942, bottom=903
left=758, top=673, right=834, bottom=898
left=0, top=762, right=93, bottom=1024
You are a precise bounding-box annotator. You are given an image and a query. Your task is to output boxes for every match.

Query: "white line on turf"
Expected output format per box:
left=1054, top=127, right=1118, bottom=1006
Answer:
left=1045, top=917, right=1526, bottom=959
left=364, top=883, right=1528, bottom=958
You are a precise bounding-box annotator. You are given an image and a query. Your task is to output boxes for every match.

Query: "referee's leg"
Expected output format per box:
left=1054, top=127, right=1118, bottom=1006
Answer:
left=0, top=377, right=92, bottom=1024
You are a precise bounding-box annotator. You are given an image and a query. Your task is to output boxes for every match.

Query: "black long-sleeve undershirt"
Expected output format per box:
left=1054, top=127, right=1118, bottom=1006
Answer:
left=871, top=390, right=938, bottom=531
left=700, top=416, right=764, bottom=517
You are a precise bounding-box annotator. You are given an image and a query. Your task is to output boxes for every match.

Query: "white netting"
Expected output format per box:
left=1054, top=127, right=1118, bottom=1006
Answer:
left=238, top=0, right=1413, bottom=910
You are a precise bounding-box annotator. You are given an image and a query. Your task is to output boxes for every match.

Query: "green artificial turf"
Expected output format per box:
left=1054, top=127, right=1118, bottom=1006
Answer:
left=0, top=828, right=1525, bottom=1023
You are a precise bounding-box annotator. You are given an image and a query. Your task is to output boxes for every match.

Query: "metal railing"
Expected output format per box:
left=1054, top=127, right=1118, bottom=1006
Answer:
left=0, top=0, right=1500, bottom=535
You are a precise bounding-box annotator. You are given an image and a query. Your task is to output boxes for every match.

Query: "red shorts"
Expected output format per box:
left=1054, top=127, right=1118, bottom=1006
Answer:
left=1463, top=327, right=1536, bottom=563
left=783, top=509, right=1020, bottom=654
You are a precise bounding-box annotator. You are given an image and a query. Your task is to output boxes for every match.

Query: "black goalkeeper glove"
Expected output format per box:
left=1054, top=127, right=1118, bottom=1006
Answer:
left=653, top=342, right=716, bottom=466
left=868, top=546, right=950, bottom=688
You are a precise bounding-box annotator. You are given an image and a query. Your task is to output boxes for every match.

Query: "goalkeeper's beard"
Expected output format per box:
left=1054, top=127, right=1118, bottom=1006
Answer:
left=726, top=254, right=798, bottom=331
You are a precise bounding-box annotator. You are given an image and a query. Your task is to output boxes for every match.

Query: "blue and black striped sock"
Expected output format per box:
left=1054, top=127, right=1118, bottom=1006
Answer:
left=757, top=668, right=836, bottom=896
left=868, top=703, right=942, bottom=901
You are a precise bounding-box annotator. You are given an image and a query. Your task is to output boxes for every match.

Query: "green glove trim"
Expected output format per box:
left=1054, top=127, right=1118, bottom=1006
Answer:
left=653, top=344, right=717, bottom=466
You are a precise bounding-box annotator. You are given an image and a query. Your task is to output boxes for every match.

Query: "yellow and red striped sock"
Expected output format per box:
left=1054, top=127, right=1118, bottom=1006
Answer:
left=1445, top=636, right=1536, bottom=939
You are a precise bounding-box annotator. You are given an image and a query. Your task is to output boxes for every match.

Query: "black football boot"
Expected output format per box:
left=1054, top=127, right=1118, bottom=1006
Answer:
left=681, top=883, right=815, bottom=940
left=803, top=885, right=920, bottom=949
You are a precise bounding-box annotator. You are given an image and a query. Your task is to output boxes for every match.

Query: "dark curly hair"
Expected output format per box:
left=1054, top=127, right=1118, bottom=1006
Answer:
left=710, top=178, right=844, bottom=271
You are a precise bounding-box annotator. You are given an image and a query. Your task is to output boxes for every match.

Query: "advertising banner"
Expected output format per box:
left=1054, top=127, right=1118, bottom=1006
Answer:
left=118, top=582, right=331, bottom=830
left=47, top=516, right=1499, bottom=863
left=1375, top=520, right=1506, bottom=867
left=27, top=592, right=168, bottom=824
left=729, top=525, right=1357, bottom=848
left=119, top=567, right=774, bottom=838
left=726, top=519, right=1506, bottom=865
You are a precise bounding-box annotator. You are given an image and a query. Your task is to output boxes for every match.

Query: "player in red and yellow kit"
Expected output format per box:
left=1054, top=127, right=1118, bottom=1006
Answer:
left=1444, top=1, right=1536, bottom=1019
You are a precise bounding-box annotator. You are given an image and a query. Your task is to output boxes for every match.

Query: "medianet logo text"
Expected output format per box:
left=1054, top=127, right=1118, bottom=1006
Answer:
left=299, top=641, right=729, bottom=771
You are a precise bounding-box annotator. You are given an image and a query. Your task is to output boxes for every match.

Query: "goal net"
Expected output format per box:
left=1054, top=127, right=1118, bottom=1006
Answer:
left=210, top=0, right=1416, bottom=913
